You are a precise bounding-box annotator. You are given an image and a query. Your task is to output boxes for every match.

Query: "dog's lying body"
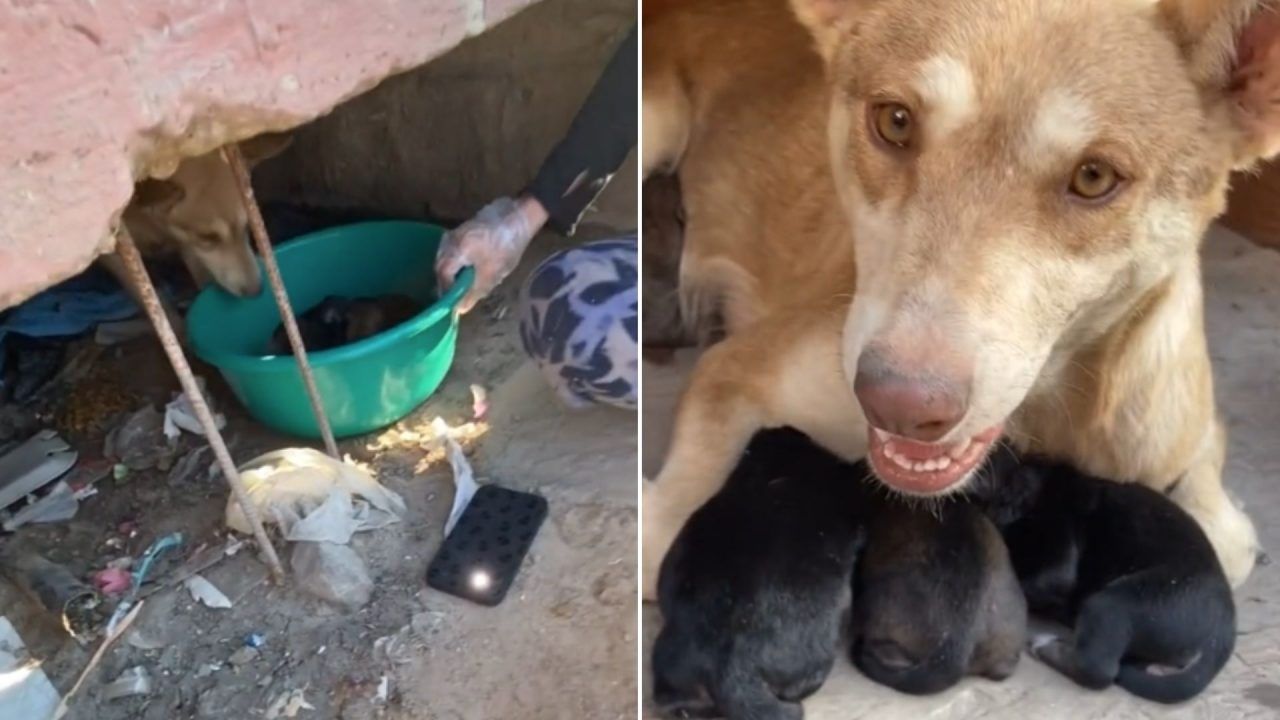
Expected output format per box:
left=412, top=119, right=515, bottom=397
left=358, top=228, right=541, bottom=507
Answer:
left=100, top=134, right=293, bottom=325
left=973, top=448, right=1236, bottom=704
left=652, top=428, right=864, bottom=720
left=640, top=0, right=1280, bottom=598
left=853, top=496, right=1026, bottom=695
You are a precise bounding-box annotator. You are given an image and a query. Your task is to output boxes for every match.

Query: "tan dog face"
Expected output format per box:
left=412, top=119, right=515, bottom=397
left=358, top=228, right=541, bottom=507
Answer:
left=791, top=0, right=1280, bottom=494
left=130, top=134, right=292, bottom=297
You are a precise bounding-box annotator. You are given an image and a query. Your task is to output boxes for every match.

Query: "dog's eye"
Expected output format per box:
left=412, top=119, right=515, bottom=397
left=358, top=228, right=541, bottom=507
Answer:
left=871, top=103, right=915, bottom=149
left=1068, top=160, right=1122, bottom=202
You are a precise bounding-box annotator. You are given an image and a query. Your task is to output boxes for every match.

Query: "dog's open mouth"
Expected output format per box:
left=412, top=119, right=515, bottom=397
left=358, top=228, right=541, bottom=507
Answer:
left=867, top=425, right=1003, bottom=494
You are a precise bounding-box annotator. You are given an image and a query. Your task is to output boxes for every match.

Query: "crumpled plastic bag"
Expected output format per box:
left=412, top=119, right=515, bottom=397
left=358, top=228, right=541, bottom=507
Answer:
left=224, top=448, right=405, bottom=541
left=291, top=541, right=372, bottom=609
left=432, top=417, right=478, bottom=537
left=163, top=377, right=225, bottom=441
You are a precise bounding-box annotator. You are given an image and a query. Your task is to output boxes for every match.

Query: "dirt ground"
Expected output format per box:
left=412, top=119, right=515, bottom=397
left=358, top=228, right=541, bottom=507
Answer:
left=641, top=226, right=1280, bottom=719
left=0, top=231, right=637, bottom=720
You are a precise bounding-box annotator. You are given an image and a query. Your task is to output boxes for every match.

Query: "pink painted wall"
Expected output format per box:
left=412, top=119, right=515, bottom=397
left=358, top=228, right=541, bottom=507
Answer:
left=0, top=0, right=537, bottom=309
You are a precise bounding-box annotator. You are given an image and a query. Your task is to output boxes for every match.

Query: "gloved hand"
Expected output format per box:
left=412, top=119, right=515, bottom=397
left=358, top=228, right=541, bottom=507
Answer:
left=435, top=196, right=547, bottom=314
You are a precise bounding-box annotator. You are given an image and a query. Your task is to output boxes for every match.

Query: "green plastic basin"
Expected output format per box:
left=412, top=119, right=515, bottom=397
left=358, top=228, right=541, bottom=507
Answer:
left=186, top=221, right=473, bottom=439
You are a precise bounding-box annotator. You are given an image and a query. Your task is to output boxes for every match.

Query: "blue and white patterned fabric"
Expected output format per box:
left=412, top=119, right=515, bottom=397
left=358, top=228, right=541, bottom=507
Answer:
left=518, top=237, right=637, bottom=409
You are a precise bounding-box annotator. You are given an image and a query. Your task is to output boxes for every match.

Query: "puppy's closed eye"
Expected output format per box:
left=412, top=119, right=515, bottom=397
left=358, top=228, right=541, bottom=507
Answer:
left=864, top=639, right=919, bottom=670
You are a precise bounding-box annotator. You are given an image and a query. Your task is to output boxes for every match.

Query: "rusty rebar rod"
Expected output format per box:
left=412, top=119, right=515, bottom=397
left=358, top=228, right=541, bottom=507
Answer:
left=220, top=144, right=340, bottom=459
left=114, top=228, right=286, bottom=582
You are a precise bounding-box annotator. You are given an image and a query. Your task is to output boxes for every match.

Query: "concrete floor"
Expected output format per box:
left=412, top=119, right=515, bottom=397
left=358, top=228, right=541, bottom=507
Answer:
left=641, top=225, right=1280, bottom=719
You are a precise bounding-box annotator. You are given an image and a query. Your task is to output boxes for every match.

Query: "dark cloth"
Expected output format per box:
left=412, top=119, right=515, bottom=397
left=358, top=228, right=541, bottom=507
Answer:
left=525, top=25, right=637, bottom=235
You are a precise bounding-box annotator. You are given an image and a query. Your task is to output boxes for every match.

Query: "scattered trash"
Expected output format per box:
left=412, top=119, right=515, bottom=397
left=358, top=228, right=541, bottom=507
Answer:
left=168, top=444, right=214, bottom=486
left=0, top=429, right=78, bottom=512
left=104, top=406, right=173, bottom=471
left=373, top=627, right=414, bottom=665
left=163, top=377, right=225, bottom=441
left=194, top=662, right=222, bottom=679
left=375, top=675, right=390, bottom=704
left=112, top=463, right=128, bottom=482
left=225, top=448, right=405, bottom=539
left=52, top=599, right=144, bottom=720
left=106, top=533, right=182, bottom=636
left=2, top=480, right=95, bottom=531
left=184, top=574, right=233, bottom=609
left=154, top=536, right=245, bottom=597
left=0, top=549, right=103, bottom=640
left=102, top=666, right=153, bottom=701
left=107, top=555, right=132, bottom=570
left=94, top=318, right=152, bottom=346
left=434, top=418, right=479, bottom=537
left=291, top=541, right=373, bottom=610
left=245, top=632, right=266, bottom=648
left=411, top=610, right=445, bottom=640
left=2, top=456, right=114, bottom=531
left=286, top=489, right=365, bottom=544
left=228, top=646, right=259, bottom=667
left=265, top=688, right=315, bottom=719
left=93, top=568, right=133, bottom=597
left=470, top=383, right=489, bottom=419
left=0, top=616, right=61, bottom=717
left=124, top=627, right=166, bottom=651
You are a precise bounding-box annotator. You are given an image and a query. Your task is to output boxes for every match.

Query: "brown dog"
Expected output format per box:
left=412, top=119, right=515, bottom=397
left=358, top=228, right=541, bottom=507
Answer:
left=641, top=0, right=1280, bottom=597
left=100, top=133, right=292, bottom=322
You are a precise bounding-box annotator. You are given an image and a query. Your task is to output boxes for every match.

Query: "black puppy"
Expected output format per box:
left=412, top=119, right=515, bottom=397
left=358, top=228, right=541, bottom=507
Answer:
left=652, top=428, right=865, bottom=720
left=266, top=293, right=420, bottom=355
left=852, top=495, right=1026, bottom=695
left=976, top=447, right=1236, bottom=704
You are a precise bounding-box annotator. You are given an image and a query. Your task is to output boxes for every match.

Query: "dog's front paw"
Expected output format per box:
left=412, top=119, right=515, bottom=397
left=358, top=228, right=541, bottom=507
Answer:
left=1198, top=496, right=1259, bottom=588
left=642, top=479, right=683, bottom=602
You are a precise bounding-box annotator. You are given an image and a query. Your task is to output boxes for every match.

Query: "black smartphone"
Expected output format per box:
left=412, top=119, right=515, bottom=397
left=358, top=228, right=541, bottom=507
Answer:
left=425, top=484, right=548, bottom=606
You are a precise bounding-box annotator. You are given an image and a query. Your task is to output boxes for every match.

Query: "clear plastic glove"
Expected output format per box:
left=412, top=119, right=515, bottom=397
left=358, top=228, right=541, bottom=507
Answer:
left=435, top=196, right=547, bottom=314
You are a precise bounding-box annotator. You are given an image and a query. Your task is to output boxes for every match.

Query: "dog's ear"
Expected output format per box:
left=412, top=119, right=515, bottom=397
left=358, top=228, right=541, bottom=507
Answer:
left=132, top=179, right=185, bottom=215
left=789, top=0, right=868, bottom=61
left=1160, top=0, right=1280, bottom=167
left=238, top=132, right=293, bottom=167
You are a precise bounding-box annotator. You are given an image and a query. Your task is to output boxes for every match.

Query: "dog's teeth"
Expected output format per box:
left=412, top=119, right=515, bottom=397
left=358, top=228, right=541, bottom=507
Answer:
left=873, top=428, right=891, bottom=443
left=935, top=456, right=952, bottom=470
left=948, top=439, right=971, bottom=460
left=891, top=453, right=913, bottom=470
left=923, top=459, right=940, bottom=472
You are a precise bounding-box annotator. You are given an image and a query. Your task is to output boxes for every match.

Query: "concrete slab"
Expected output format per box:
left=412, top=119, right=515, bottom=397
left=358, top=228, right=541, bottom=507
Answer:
left=641, top=225, right=1280, bottom=718
left=0, top=0, right=541, bottom=309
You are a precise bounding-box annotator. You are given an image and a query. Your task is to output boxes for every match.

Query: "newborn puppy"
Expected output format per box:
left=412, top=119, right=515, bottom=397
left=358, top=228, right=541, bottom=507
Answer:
left=652, top=427, right=864, bottom=720
left=267, top=294, right=420, bottom=355
left=977, top=447, right=1236, bottom=704
left=852, top=493, right=1026, bottom=695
